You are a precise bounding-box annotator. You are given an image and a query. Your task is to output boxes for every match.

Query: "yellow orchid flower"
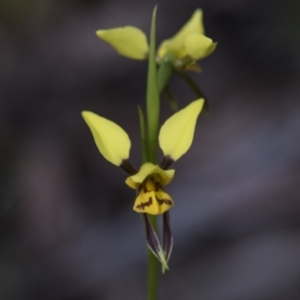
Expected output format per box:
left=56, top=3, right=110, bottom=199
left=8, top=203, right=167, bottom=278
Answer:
left=82, top=99, right=204, bottom=271
left=96, top=9, right=216, bottom=71
left=82, top=99, right=204, bottom=215
left=126, top=163, right=175, bottom=215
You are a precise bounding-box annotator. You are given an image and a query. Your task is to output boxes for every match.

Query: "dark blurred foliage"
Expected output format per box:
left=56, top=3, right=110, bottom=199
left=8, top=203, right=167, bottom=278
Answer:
left=0, top=0, right=300, bottom=299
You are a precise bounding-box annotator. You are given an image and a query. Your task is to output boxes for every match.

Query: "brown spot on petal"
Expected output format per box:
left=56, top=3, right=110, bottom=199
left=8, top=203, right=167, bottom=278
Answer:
left=154, top=182, right=160, bottom=192
left=136, top=197, right=153, bottom=211
left=155, top=196, right=172, bottom=206
left=143, top=184, right=149, bottom=193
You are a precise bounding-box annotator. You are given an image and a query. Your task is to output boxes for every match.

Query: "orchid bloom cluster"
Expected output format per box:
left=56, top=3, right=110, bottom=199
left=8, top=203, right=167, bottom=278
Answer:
left=81, top=8, right=215, bottom=273
left=96, top=9, right=216, bottom=72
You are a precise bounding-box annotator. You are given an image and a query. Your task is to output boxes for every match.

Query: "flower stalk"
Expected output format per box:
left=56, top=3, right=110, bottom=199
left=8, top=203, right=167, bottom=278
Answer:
left=146, top=7, right=159, bottom=299
left=177, top=71, right=209, bottom=113
left=146, top=6, right=159, bottom=165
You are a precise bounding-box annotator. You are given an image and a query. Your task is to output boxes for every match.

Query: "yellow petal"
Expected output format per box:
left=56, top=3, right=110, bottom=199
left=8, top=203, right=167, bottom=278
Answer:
left=185, top=33, right=217, bottom=60
left=96, top=26, right=149, bottom=60
left=157, top=9, right=204, bottom=59
left=125, top=163, right=175, bottom=190
left=133, top=184, right=174, bottom=215
left=82, top=111, right=131, bottom=166
left=154, top=189, right=174, bottom=214
left=159, top=99, right=204, bottom=161
left=125, top=163, right=175, bottom=189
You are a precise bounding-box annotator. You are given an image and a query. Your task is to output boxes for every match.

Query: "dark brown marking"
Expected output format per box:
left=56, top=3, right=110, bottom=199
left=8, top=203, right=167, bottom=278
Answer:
left=143, top=184, right=149, bottom=193
left=160, top=155, right=174, bottom=170
left=155, top=196, right=172, bottom=206
left=136, top=197, right=153, bottom=211
left=142, top=179, right=161, bottom=193
left=154, top=182, right=160, bottom=192
left=120, top=159, right=137, bottom=175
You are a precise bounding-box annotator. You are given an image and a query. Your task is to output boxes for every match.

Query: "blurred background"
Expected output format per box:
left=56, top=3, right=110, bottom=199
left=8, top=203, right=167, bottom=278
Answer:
left=1, top=0, right=300, bottom=299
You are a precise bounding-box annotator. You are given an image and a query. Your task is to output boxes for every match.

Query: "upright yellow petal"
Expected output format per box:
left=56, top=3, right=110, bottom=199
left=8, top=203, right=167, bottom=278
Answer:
left=96, top=26, right=149, bottom=60
left=185, top=33, right=217, bottom=60
left=157, top=9, right=204, bottom=59
left=159, top=99, right=204, bottom=161
left=82, top=111, right=131, bottom=166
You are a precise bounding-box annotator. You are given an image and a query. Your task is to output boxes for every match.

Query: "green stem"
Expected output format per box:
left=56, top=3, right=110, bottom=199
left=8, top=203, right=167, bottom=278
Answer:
left=164, top=86, right=178, bottom=112
left=177, top=71, right=209, bottom=113
left=146, top=7, right=159, bottom=164
left=146, top=7, right=159, bottom=300
left=177, top=71, right=206, bottom=99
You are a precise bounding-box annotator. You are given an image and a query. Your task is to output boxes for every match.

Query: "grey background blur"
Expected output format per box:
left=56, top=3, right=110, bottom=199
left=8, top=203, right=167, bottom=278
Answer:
left=1, top=0, right=300, bottom=299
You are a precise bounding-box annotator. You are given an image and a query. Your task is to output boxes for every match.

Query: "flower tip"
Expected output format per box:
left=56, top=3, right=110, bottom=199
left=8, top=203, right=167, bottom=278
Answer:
left=162, top=263, right=169, bottom=274
left=158, top=249, right=169, bottom=272
left=95, top=29, right=111, bottom=40
left=81, top=110, right=93, bottom=123
left=161, top=263, right=169, bottom=274
left=95, top=29, right=104, bottom=37
left=193, top=8, right=203, bottom=17
left=194, top=98, right=205, bottom=109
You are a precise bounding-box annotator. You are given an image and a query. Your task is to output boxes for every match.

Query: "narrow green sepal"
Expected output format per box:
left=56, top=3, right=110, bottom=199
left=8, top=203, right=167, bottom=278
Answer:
left=146, top=6, right=159, bottom=164
left=177, top=71, right=209, bottom=114
left=138, top=106, right=149, bottom=163
left=157, top=58, right=174, bottom=93
left=164, top=86, right=178, bottom=112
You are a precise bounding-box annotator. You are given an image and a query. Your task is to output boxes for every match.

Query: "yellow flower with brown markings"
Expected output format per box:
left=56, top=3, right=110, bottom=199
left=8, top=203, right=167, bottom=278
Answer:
left=82, top=99, right=204, bottom=215
left=126, top=163, right=174, bottom=215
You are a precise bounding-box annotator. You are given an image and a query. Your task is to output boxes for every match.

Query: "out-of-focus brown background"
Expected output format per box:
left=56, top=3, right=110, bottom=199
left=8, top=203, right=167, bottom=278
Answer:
left=1, top=0, right=300, bottom=299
